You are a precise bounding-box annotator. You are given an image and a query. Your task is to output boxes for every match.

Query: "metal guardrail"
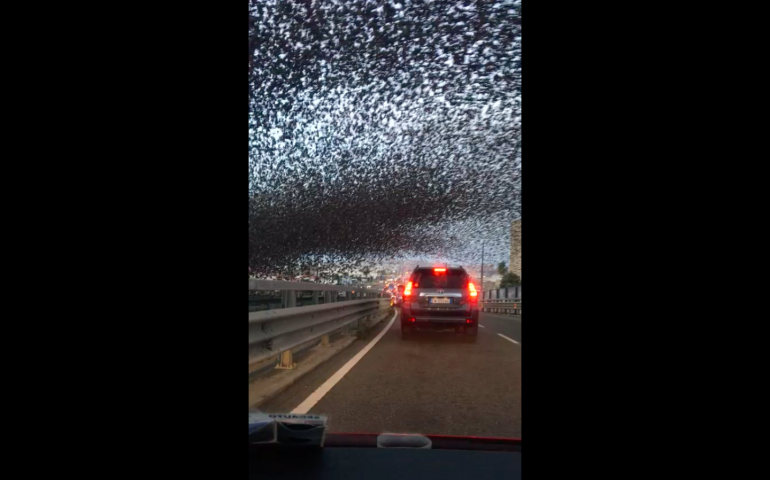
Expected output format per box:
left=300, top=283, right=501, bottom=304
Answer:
left=249, top=280, right=391, bottom=370
left=483, top=286, right=521, bottom=301
left=481, top=299, right=522, bottom=316
left=249, top=280, right=385, bottom=309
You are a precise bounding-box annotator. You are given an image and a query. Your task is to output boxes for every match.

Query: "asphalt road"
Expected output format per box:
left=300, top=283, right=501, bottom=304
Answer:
left=260, top=310, right=521, bottom=438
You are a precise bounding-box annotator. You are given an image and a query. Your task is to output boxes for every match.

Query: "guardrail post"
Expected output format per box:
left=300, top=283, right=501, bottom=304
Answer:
left=312, top=291, right=319, bottom=305
left=275, top=350, right=296, bottom=370
left=321, top=334, right=331, bottom=347
left=341, top=323, right=353, bottom=336
left=286, top=290, right=296, bottom=308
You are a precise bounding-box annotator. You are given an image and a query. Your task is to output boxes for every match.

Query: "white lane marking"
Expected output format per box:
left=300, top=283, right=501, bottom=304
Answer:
left=292, top=312, right=398, bottom=414
left=497, top=333, right=520, bottom=345
left=479, top=324, right=486, bottom=328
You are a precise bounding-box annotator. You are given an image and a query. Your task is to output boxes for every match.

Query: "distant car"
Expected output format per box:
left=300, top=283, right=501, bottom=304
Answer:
left=394, top=284, right=405, bottom=307
left=400, top=266, right=479, bottom=342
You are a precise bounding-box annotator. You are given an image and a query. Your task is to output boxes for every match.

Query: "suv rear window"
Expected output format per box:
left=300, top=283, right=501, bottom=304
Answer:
left=411, top=269, right=468, bottom=289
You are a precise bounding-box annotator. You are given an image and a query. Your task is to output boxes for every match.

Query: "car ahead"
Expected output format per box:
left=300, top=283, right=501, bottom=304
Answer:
left=394, top=284, right=405, bottom=307
left=400, top=266, right=479, bottom=342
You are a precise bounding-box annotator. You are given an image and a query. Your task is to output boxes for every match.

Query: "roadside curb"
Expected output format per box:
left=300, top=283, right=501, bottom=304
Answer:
left=485, top=313, right=521, bottom=319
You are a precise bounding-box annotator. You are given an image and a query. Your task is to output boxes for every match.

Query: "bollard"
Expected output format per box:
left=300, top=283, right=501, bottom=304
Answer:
left=275, top=350, right=296, bottom=369
left=321, top=334, right=331, bottom=347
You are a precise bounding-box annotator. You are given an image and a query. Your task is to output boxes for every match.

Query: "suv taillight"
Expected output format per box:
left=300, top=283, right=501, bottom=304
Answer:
left=468, top=282, right=478, bottom=303
left=403, top=281, right=413, bottom=296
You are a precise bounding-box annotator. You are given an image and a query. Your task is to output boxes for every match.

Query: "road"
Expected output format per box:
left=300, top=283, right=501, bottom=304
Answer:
left=260, top=310, right=521, bottom=438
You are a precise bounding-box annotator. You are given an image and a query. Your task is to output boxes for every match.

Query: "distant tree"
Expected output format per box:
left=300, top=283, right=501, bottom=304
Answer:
left=362, top=266, right=371, bottom=277
left=497, top=262, right=508, bottom=276
left=499, top=272, right=521, bottom=288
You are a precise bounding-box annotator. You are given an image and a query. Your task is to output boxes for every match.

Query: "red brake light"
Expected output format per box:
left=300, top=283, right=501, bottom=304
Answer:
left=468, top=282, right=478, bottom=297
left=434, top=268, right=446, bottom=273
left=404, top=281, right=413, bottom=296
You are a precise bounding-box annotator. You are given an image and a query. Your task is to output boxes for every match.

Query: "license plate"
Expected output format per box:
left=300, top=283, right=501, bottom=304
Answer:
left=430, top=297, right=451, bottom=304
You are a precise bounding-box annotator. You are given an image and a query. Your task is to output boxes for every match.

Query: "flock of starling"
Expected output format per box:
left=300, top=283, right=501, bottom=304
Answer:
left=249, top=0, right=521, bottom=278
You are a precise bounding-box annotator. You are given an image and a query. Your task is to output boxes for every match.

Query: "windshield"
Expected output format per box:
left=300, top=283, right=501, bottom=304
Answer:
left=249, top=0, right=521, bottom=442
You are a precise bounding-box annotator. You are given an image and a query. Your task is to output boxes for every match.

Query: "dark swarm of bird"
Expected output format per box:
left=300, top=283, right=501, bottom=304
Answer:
left=249, top=0, right=521, bottom=279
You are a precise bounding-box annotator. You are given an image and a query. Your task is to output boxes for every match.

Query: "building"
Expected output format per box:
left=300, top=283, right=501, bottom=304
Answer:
left=509, top=220, right=521, bottom=279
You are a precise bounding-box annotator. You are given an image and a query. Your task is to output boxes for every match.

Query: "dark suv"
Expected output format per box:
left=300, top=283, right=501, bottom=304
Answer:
left=400, top=266, right=479, bottom=342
